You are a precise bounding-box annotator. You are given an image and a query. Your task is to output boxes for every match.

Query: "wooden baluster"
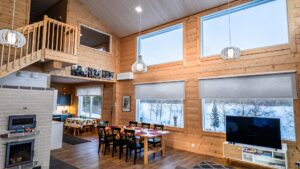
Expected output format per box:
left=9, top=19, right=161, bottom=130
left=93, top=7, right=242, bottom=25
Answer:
left=1, top=45, right=4, bottom=70
left=70, top=28, right=73, bottom=54
left=47, top=21, right=50, bottom=49
left=56, top=23, right=59, bottom=51
left=19, top=28, right=25, bottom=66
left=7, top=46, right=11, bottom=71
left=13, top=45, right=17, bottom=68
left=25, top=27, right=30, bottom=63
left=51, top=21, right=55, bottom=50
left=74, top=27, right=78, bottom=55
left=31, top=25, right=37, bottom=60
left=36, top=24, right=42, bottom=52
left=60, top=24, right=63, bottom=52
left=64, top=27, right=67, bottom=53
left=41, top=15, right=48, bottom=62
left=68, top=26, right=71, bottom=54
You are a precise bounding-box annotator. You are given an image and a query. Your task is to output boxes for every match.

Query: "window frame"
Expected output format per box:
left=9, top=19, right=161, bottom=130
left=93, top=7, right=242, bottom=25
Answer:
left=199, top=0, right=290, bottom=58
left=137, top=23, right=184, bottom=66
left=135, top=99, right=185, bottom=129
left=79, top=24, right=113, bottom=54
left=78, top=95, right=102, bottom=118
left=200, top=98, right=296, bottom=141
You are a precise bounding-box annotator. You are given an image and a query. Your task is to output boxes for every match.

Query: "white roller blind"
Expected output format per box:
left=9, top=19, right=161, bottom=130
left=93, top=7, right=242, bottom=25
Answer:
left=76, top=85, right=103, bottom=96
left=135, top=81, right=185, bottom=100
left=199, top=73, right=297, bottom=99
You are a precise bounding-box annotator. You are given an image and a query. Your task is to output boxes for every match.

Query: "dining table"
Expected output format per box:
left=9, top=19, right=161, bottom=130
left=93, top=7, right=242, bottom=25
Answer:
left=64, top=117, right=98, bottom=135
left=106, top=126, right=170, bottom=165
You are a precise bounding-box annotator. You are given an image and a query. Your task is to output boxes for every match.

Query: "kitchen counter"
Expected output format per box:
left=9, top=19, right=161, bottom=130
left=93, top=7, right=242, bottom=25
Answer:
left=51, top=121, right=64, bottom=150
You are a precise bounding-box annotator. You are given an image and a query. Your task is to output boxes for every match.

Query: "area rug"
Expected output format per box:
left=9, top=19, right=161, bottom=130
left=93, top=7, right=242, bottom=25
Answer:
left=176, top=161, right=231, bottom=169
left=50, top=156, right=79, bottom=169
left=63, top=134, right=91, bottom=145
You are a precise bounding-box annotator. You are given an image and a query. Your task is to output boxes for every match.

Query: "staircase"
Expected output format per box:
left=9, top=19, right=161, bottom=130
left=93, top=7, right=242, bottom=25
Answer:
left=0, top=16, right=78, bottom=78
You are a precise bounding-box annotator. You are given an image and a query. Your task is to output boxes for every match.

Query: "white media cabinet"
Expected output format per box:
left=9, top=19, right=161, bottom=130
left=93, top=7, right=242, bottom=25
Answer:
left=223, top=142, right=288, bottom=169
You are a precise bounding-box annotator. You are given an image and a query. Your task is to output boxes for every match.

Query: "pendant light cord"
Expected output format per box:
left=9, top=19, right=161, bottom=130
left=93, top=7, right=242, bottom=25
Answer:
left=11, top=0, right=16, bottom=30
left=228, top=0, right=232, bottom=47
left=138, top=0, right=143, bottom=55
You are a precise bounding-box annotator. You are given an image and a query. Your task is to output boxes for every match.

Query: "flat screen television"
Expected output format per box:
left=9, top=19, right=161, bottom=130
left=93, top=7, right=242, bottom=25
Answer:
left=226, top=116, right=282, bottom=149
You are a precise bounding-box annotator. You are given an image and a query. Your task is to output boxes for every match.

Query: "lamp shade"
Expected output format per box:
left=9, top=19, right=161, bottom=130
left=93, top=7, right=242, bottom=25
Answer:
left=0, top=29, right=26, bottom=48
left=131, top=55, right=147, bottom=73
left=221, top=47, right=240, bottom=60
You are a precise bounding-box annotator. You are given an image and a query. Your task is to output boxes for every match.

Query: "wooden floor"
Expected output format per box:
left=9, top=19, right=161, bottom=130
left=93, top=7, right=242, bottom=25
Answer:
left=51, top=134, right=254, bottom=169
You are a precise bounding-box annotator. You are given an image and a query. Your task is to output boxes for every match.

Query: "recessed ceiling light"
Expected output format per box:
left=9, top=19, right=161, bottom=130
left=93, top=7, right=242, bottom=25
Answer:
left=135, top=6, right=143, bottom=13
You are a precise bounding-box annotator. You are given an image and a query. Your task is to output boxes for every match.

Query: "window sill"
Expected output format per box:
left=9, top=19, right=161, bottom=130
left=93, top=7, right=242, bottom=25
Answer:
left=199, top=44, right=291, bottom=62
left=164, top=126, right=184, bottom=132
left=201, top=131, right=226, bottom=138
left=78, top=45, right=112, bottom=55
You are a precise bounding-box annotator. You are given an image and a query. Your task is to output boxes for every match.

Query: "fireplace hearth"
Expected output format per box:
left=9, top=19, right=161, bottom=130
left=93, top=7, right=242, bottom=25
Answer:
left=5, top=140, right=34, bottom=168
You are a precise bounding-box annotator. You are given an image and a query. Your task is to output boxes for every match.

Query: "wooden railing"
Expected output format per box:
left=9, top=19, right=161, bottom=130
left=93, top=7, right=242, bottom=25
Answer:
left=42, top=16, right=78, bottom=56
left=0, top=16, right=78, bottom=72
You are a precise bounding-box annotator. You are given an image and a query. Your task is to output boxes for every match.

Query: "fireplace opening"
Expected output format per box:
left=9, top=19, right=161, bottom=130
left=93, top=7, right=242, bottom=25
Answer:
left=5, top=140, right=34, bottom=168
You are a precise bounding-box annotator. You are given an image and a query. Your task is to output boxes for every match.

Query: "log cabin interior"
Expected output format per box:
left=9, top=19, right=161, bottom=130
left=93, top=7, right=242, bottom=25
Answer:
left=0, top=0, right=299, bottom=169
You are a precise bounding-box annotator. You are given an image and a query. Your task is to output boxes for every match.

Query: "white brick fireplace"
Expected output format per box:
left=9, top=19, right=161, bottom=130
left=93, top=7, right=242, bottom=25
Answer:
left=0, top=87, right=54, bottom=169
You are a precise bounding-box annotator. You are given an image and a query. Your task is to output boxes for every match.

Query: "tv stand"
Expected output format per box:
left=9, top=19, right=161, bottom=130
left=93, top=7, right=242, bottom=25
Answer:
left=223, top=142, right=288, bottom=169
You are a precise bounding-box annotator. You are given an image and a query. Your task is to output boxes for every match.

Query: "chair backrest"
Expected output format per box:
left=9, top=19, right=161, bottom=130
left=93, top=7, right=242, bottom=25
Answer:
left=99, top=121, right=109, bottom=127
left=154, top=124, right=164, bottom=130
left=129, top=121, right=138, bottom=127
left=141, top=122, right=151, bottom=129
left=124, top=129, right=136, bottom=144
left=97, top=125, right=107, bottom=141
left=111, top=127, right=121, bottom=141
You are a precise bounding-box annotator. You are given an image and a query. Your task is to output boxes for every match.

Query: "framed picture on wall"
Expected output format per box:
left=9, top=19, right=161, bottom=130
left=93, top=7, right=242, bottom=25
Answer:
left=122, top=96, right=131, bottom=112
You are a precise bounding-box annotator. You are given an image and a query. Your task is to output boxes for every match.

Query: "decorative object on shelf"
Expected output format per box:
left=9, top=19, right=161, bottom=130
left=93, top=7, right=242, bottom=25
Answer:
left=131, top=4, right=148, bottom=73
left=71, top=65, right=115, bottom=80
left=122, top=96, right=131, bottom=112
left=102, top=70, right=114, bottom=80
left=220, top=0, right=240, bottom=60
left=0, top=0, right=26, bottom=48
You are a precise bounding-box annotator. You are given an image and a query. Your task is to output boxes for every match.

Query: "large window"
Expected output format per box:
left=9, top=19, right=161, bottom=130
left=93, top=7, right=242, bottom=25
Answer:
left=201, top=0, right=289, bottom=57
left=79, top=96, right=102, bottom=118
left=199, top=73, right=296, bottom=141
left=138, top=24, right=183, bottom=65
left=202, top=98, right=295, bottom=140
left=77, top=86, right=102, bottom=118
left=136, top=100, right=184, bottom=128
left=135, top=81, right=185, bottom=128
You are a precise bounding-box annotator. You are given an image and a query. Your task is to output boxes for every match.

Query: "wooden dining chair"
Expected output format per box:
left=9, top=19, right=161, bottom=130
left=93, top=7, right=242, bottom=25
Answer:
left=124, top=129, right=143, bottom=164
left=148, top=124, right=164, bottom=159
left=129, top=121, right=138, bottom=127
left=97, top=125, right=113, bottom=155
left=141, top=122, right=151, bottom=129
left=111, top=127, right=126, bottom=159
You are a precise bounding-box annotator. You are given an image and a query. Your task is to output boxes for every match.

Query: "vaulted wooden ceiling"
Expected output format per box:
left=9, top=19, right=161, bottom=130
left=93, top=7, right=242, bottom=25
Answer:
left=79, top=0, right=231, bottom=37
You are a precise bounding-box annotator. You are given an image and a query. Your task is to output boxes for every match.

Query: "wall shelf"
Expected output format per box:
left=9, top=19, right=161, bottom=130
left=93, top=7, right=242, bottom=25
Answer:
left=223, top=142, right=288, bottom=169
left=0, top=130, right=40, bottom=139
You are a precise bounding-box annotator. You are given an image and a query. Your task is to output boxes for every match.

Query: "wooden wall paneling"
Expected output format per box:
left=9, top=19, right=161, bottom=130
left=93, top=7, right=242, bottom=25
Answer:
left=116, top=0, right=300, bottom=168
left=65, top=0, right=118, bottom=72
left=0, top=0, right=30, bottom=29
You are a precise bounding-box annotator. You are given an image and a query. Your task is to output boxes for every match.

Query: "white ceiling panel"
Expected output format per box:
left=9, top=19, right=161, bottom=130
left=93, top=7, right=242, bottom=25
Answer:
left=79, top=0, right=231, bottom=37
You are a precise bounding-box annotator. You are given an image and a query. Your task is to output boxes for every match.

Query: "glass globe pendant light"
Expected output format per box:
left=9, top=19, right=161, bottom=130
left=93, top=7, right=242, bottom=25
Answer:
left=131, top=4, right=147, bottom=73
left=220, top=0, right=240, bottom=60
left=0, top=0, right=26, bottom=48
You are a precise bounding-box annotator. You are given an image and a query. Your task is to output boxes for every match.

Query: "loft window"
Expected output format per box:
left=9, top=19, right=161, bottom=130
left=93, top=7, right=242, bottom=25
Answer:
left=138, top=24, right=183, bottom=66
left=80, top=25, right=112, bottom=53
left=200, top=0, right=289, bottom=57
